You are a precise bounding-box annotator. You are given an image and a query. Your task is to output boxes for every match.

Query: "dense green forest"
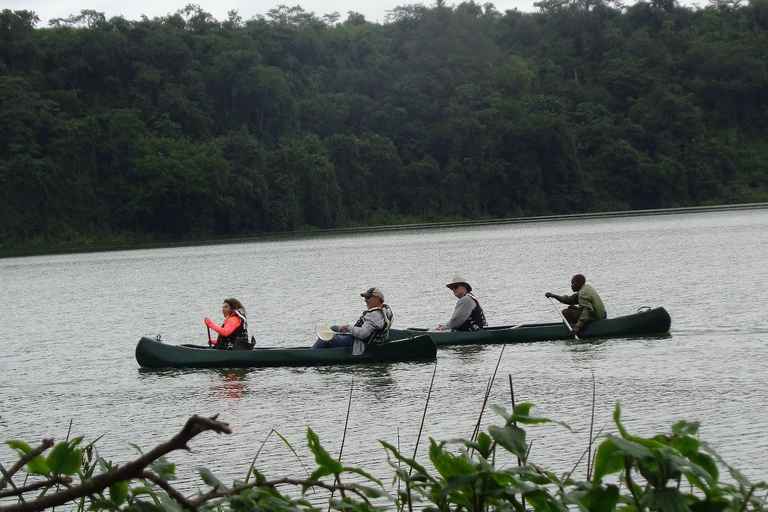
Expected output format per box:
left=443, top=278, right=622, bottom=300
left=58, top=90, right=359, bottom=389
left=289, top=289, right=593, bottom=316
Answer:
left=1, top=0, right=767, bottom=248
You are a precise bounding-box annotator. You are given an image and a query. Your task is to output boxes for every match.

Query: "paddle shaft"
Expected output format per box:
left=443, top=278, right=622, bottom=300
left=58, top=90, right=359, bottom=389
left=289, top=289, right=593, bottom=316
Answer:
left=549, top=297, right=580, bottom=340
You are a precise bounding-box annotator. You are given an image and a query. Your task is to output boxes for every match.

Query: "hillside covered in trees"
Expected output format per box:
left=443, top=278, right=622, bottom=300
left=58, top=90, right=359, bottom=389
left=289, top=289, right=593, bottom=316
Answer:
left=1, top=0, right=767, bottom=248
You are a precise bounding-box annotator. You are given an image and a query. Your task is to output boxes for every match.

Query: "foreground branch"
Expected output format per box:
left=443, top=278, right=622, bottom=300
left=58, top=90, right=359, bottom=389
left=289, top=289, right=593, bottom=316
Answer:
left=0, top=415, right=230, bottom=512
left=0, top=477, right=72, bottom=499
left=0, top=439, right=54, bottom=490
left=188, top=477, right=373, bottom=507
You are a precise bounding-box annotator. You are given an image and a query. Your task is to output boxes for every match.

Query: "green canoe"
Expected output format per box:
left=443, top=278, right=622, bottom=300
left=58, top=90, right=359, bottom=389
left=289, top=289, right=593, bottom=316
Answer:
left=135, top=334, right=437, bottom=369
left=387, top=307, right=671, bottom=347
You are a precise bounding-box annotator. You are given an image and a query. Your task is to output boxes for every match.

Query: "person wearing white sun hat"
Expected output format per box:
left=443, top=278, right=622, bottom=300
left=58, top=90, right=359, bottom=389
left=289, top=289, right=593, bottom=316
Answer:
left=435, top=276, right=487, bottom=332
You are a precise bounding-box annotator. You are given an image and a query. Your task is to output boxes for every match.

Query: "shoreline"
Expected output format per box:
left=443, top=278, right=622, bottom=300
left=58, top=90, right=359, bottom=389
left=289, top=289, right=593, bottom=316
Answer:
left=2, top=202, right=767, bottom=259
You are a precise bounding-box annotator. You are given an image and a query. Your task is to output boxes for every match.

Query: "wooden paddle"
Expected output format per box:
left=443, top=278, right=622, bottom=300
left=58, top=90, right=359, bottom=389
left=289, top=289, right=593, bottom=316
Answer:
left=548, top=297, right=580, bottom=340
left=315, top=324, right=353, bottom=341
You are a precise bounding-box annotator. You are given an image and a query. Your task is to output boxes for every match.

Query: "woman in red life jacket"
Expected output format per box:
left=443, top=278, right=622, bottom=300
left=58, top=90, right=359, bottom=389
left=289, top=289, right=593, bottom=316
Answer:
left=204, top=298, right=254, bottom=350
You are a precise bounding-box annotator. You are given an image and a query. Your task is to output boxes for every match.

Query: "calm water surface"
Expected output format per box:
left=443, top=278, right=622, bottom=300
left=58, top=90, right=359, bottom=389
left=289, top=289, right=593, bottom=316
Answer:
left=2, top=209, right=768, bottom=494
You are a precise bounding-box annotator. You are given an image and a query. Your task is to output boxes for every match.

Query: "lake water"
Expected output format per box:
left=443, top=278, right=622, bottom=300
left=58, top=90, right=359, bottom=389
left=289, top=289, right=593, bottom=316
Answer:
left=2, top=208, right=768, bottom=498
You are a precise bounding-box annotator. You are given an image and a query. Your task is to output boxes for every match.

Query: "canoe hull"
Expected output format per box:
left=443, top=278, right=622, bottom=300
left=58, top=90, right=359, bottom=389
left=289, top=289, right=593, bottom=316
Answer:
left=135, top=334, right=437, bottom=369
left=388, top=307, right=671, bottom=347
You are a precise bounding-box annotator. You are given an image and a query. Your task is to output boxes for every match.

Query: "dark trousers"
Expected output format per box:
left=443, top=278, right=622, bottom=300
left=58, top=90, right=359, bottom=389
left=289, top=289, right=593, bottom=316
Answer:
left=562, top=306, right=581, bottom=325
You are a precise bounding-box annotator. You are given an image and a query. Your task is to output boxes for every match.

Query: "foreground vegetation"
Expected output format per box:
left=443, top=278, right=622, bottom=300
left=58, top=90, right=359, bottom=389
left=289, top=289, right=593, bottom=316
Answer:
left=1, top=0, right=768, bottom=248
left=1, top=402, right=766, bottom=511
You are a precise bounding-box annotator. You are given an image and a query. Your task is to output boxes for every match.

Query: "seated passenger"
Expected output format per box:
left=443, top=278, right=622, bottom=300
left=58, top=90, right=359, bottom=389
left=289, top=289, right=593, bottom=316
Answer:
left=435, top=277, right=487, bottom=331
left=205, top=298, right=255, bottom=350
left=312, top=287, right=394, bottom=353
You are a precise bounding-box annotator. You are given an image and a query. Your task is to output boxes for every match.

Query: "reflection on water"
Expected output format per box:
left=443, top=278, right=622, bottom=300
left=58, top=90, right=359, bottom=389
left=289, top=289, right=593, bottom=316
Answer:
left=1, top=208, right=768, bottom=487
left=217, top=372, right=247, bottom=400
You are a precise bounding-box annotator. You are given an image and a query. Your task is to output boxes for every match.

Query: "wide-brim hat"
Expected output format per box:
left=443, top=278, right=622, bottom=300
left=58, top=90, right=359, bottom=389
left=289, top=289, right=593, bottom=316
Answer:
left=446, top=276, right=472, bottom=292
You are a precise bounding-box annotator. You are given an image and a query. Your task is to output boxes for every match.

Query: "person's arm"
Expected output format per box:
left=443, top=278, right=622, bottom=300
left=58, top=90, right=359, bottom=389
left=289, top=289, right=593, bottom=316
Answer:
left=548, top=292, right=578, bottom=305
left=575, top=291, right=595, bottom=328
left=347, top=311, right=384, bottom=341
left=441, top=296, right=474, bottom=331
left=205, top=315, right=241, bottom=336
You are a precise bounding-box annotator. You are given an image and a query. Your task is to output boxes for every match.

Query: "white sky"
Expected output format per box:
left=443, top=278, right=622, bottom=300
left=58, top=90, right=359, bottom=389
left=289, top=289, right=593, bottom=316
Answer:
left=6, top=0, right=705, bottom=27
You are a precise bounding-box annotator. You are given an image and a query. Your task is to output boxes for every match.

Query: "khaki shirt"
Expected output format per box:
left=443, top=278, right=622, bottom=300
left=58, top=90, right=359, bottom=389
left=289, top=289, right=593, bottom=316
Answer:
left=555, top=283, right=607, bottom=328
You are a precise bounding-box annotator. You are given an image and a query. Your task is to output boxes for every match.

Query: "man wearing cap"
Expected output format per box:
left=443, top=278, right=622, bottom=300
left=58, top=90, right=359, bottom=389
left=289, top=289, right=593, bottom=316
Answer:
left=435, top=277, right=487, bottom=331
left=545, top=274, right=607, bottom=335
left=311, top=287, right=394, bottom=349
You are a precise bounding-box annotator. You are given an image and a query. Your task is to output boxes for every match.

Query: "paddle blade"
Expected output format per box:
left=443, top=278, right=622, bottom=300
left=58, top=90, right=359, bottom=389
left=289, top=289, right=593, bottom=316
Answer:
left=315, top=324, right=336, bottom=341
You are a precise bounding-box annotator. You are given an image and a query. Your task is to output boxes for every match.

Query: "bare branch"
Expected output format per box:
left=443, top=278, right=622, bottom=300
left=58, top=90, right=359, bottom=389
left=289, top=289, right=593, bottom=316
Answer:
left=737, top=486, right=755, bottom=512
left=0, top=477, right=72, bottom=499
left=188, top=477, right=373, bottom=507
left=139, top=471, right=197, bottom=511
left=0, top=415, right=230, bottom=512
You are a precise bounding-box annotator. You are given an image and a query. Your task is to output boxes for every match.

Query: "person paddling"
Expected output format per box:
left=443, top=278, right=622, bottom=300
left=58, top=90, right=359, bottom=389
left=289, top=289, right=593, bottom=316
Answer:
left=205, top=298, right=255, bottom=350
left=545, top=274, right=607, bottom=336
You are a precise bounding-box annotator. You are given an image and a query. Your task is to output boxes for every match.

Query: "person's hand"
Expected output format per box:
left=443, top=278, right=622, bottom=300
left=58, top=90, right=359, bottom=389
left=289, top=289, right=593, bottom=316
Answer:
left=435, top=324, right=444, bottom=331
left=545, top=292, right=554, bottom=298
left=339, top=324, right=348, bottom=331
left=571, top=326, right=581, bottom=335
left=204, top=317, right=216, bottom=328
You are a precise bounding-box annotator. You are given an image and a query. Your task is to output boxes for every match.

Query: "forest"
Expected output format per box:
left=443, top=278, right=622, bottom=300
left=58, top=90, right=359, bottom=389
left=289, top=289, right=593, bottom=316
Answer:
left=1, top=0, right=767, bottom=248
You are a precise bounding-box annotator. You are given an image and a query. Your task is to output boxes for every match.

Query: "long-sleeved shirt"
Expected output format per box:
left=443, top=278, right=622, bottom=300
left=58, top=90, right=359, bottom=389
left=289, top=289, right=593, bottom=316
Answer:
left=348, top=308, right=387, bottom=342
left=206, top=314, right=242, bottom=336
left=554, top=283, right=607, bottom=328
left=443, top=294, right=479, bottom=331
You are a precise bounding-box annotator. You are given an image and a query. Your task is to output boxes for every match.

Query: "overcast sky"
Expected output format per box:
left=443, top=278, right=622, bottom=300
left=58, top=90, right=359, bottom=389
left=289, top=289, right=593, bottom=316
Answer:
left=7, top=0, right=705, bottom=27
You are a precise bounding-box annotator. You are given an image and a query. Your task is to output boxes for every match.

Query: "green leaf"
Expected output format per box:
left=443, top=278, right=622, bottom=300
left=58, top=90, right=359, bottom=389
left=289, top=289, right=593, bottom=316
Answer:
left=439, top=472, right=482, bottom=501
left=379, top=440, right=435, bottom=483
left=47, top=441, right=82, bottom=476
left=197, top=467, right=225, bottom=490
left=354, top=483, right=390, bottom=499
left=647, top=488, right=690, bottom=512
left=6, top=440, right=33, bottom=455
left=27, top=456, right=50, bottom=475
left=524, top=488, right=569, bottom=512
left=513, top=402, right=534, bottom=417
left=670, top=435, right=700, bottom=457
left=430, top=450, right=477, bottom=479
left=688, top=452, right=719, bottom=483
left=592, top=439, right=625, bottom=482
left=476, top=432, right=493, bottom=458
left=109, top=480, right=130, bottom=506
left=341, top=465, right=383, bottom=487
left=306, top=428, right=343, bottom=476
left=5, top=440, right=50, bottom=475
left=149, top=458, right=175, bottom=480
left=689, top=497, right=730, bottom=512
left=490, top=404, right=512, bottom=422
left=158, top=491, right=183, bottom=512
left=578, top=484, right=620, bottom=512
left=90, top=498, right=120, bottom=510
left=124, top=500, right=166, bottom=512
left=489, top=424, right=528, bottom=461
left=671, top=420, right=700, bottom=437
left=609, top=435, right=654, bottom=459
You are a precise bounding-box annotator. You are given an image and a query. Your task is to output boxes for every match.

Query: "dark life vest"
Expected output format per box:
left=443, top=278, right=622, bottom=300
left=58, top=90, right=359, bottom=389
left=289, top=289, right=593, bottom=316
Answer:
left=353, top=304, right=394, bottom=344
left=216, top=310, right=252, bottom=350
left=458, top=294, right=487, bottom=332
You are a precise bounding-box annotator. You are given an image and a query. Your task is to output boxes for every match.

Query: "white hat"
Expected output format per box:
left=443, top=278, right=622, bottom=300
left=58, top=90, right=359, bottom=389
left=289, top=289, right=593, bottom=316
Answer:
left=446, top=276, right=472, bottom=293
